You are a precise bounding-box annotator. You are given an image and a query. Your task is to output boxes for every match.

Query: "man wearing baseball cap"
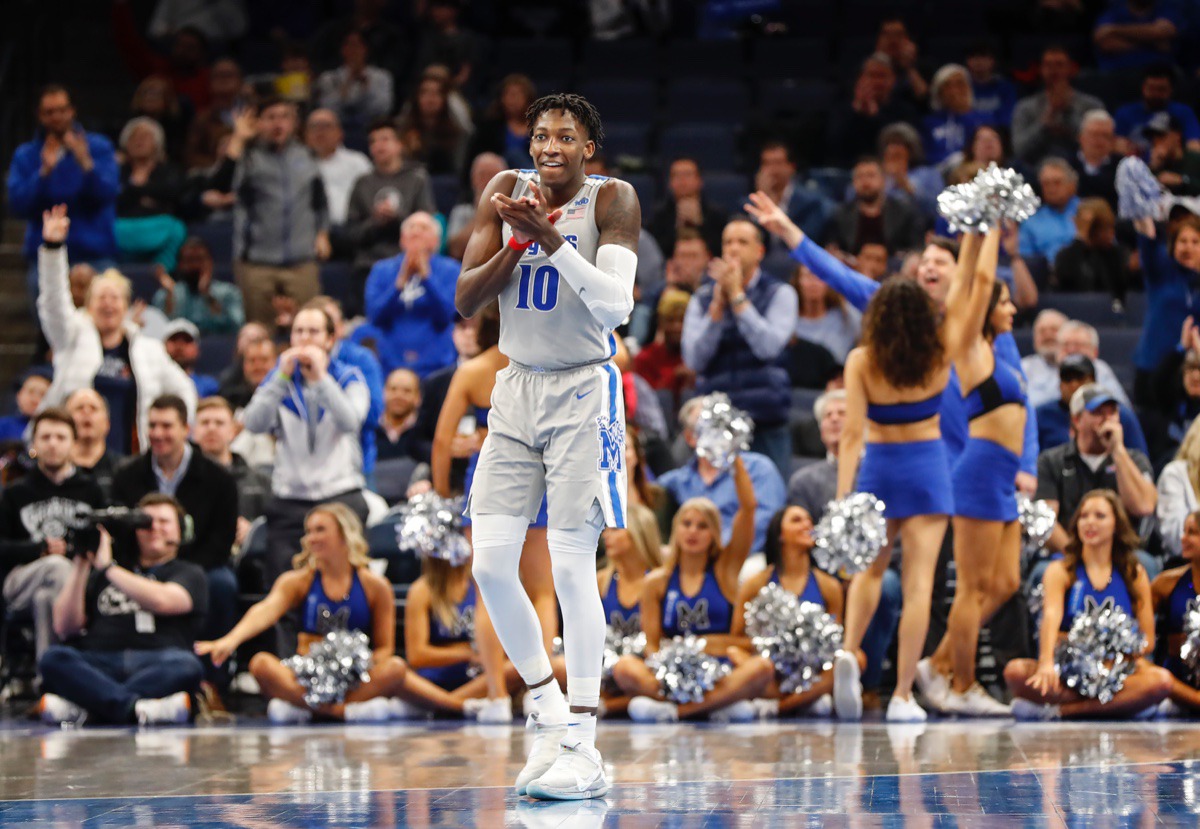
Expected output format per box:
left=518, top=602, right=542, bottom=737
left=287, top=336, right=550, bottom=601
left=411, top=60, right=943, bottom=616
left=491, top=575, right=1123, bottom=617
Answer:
left=163, top=319, right=219, bottom=399
left=1145, top=110, right=1200, bottom=196
left=1034, top=354, right=1148, bottom=454
left=1034, top=383, right=1158, bottom=562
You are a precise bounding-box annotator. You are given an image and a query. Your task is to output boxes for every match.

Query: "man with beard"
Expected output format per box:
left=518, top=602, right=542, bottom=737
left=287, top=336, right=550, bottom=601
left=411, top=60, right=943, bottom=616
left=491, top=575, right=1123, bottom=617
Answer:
left=826, top=156, right=925, bottom=255
left=0, top=409, right=105, bottom=657
left=152, top=237, right=245, bottom=334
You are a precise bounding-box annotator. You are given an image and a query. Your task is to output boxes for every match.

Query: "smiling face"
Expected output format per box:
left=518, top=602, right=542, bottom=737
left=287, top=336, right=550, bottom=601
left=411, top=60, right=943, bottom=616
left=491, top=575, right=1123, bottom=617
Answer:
left=86, top=278, right=129, bottom=338
left=988, top=283, right=1016, bottom=336
left=1075, top=495, right=1116, bottom=550
left=916, top=244, right=956, bottom=306
left=147, top=406, right=189, bottom=464
left=1183, top=514, right=1200, bottom=561
left=778, top=506, right=815, bottom=552
left=528, top=109, right=593, bottom=188
left=1173, top=225, right=1200, bottom=272
left=673, top=506, right=716, bottom=558
left=302, top=510, right=346, bottom=564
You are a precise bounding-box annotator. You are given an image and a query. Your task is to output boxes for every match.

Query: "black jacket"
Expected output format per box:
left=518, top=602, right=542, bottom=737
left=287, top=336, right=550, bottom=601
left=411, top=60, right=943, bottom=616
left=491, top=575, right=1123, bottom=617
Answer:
left=0, top=467, right=105, bottom=568
left=646, top=197, right=726, bottom=259
left=112, top=445, right=238, bottom=571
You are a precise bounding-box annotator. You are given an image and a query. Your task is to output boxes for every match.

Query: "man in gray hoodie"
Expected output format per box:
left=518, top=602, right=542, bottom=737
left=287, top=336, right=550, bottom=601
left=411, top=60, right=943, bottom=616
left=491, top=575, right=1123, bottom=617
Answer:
left=216, top=98, right=331, bottom=328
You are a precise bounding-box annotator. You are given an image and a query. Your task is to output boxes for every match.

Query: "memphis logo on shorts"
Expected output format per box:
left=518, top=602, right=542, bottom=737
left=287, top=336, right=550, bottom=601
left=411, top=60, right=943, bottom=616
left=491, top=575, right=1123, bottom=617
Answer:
left=596, top=415, right=625, bottom=473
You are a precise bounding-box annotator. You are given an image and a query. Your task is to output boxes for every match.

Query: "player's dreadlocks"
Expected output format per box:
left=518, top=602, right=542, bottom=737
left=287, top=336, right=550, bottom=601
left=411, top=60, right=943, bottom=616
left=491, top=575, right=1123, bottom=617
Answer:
left=525, top=93, right=605, bottom=149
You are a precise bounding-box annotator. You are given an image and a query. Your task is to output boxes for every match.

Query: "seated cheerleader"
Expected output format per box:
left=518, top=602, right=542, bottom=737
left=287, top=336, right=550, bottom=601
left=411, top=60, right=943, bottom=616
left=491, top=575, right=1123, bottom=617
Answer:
left=1004, top=489, right=1172, bottom=720
left=195, top=503, right=409, bottom=723
left=731, top=505, right=860, bottom=718
left=597, top=502, right=663, bottom=717
left=1151, top=509, right=1200, bottom=717
left=613, top=456, right=776, bottom=722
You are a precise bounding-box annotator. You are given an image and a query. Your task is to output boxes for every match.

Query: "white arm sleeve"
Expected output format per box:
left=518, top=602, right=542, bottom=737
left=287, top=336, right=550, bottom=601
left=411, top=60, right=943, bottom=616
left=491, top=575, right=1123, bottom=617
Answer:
left=548, top=242, right=637, bottom=329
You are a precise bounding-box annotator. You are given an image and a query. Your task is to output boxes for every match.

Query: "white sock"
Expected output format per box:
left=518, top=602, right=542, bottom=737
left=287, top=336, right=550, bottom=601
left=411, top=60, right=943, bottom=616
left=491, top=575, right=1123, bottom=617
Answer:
left=528, top=678, right=569, bottom=725
left=566, top=710, right=598, bottom=749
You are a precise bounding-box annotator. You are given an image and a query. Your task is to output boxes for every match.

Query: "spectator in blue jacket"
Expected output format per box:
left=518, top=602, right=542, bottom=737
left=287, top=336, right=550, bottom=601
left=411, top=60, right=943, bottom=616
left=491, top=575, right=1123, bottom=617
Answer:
left=307, top=295, right=384, bottom=479
left=966, top=41, right=1016, bottom=128
left=0, top=369, right=52, bottom=442
left=1094, top=1, right=1182, bottom=72
left=1035, top=354, right=1149, bottom=455
left=922, top=64, right=991, bottom=166
left=363, top=211, right=459, bottom=378
left=1020, top=158, right=1080, bottom=264
left=1114, top=66, right=1200, bottom=158
left=752, top=141, right=832, bottom=281
left=1132, top=211, right=1200, bottom=406
left=7, top=85, right=119, bottom=295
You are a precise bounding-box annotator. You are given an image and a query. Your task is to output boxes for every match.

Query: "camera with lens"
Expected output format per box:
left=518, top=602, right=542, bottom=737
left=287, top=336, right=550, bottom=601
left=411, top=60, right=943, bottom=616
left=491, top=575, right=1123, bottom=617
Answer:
left=66, top=507, right=154, bottom=557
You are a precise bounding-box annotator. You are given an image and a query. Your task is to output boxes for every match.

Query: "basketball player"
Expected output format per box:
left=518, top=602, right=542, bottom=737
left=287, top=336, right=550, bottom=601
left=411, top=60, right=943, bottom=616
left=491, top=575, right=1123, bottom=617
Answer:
left=456, top=94, right=640, bottom=800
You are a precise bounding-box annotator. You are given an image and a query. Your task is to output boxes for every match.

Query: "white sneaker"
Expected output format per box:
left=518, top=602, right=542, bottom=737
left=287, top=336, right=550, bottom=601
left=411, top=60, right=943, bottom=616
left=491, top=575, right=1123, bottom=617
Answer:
left=466, top=696, right=512, bottom=723
left=943, top=684, right=1011, bottom=718
left=514, top=799, right=610, bottom=828
left=833, top=650, right=862, bottom=721
left=230, top=672, right=260, bottom=695
left=750, top=698, right=780, bottom=720
left=709, top=700, right=756, bottom=723
left=885, top=694, right=928, bottom=723
left=515, top=713, right=567, bottom=796
left=267, top=698, right=312, bottom=724
left=914, top=658, right=951, bottom=711
left=525, top=740, right=611, bottom=800
left=134, top=691, right=191, bottom=725
left=628, top=696, right=679, bottom=723
left=388, top=697, right=427, bottom=720
left=1158, top=698, right=1186, bottom=719
left=344, top=697, right=393, bottom=723
left=38, top=693, right=85, bottom=725
left=1010, top=698, right=1061, bottom=721
left=806, top=694, right=833, bottom=718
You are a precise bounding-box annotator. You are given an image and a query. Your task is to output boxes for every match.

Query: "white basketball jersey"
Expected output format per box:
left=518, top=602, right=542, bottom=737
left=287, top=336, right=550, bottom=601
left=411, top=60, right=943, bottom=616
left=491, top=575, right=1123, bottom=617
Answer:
left=498, top=171, right=617, bottom=370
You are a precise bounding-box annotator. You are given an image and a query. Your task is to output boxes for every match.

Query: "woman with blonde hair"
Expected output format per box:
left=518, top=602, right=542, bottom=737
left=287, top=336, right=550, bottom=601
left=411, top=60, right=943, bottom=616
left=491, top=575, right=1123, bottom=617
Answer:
left=196, top=503, right=410, bottom=723
left=1004, top=489, right=1171, bottom=719
left=597, top=503, right=662, bottom=716
left=1158, top=417, right=1200, bottom=557
left=612, top=457, right=776, bottom=722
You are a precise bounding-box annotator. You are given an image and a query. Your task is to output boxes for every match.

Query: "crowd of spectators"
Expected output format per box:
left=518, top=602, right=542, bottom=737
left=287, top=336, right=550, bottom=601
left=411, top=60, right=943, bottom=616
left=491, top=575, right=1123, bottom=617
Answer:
left=7, top=0, right=1200, bottom=724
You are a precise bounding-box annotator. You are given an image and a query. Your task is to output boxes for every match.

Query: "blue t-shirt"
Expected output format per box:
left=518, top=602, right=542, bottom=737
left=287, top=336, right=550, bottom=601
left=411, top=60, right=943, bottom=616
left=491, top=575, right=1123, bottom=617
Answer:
left=0, top=415, right=29, bottom=442
left=922, top=111, right=992, bottom=166
left=1095, top=3, right=1181, bottom=71
left=971, top=77, right=1017, bottom=126
left=93, top=339, right=137, bottom=455
left=1113, top=100, right=1200, bottom=153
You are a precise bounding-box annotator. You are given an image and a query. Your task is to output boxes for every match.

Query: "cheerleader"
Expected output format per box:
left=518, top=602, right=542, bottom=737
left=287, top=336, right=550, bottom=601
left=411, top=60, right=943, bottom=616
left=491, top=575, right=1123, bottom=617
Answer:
left=1151, top=509, right=1200, bottom=715
left=596, top=502, right=662, bottom=716
left=1004, top=490, right=1172, bottom=719
left=829, top=235, right=989, bottom=722
left=432, top=303, right=557, bottom=721
left=613, top=457, right=775, bottom=721
left=731, top=505, right=855, bottom=717
left=195, top=504, right=409, bottom=723
left=918, top=229, right=1024, bottom=716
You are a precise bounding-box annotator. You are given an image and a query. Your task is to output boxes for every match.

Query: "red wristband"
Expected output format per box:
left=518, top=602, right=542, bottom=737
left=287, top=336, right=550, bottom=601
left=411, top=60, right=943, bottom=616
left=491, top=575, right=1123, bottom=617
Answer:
left=508, top=236, right=533, bottom=252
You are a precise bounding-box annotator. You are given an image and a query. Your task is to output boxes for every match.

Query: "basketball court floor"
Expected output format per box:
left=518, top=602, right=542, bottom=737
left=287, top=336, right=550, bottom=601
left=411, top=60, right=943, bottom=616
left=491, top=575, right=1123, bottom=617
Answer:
left=2, top=719, right=1199, bottom=826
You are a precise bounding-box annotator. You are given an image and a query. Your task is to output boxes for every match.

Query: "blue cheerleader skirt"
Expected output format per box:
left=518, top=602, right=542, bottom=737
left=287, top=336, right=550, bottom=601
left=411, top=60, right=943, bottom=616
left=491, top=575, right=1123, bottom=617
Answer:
left=951, top=437, right=1020, bottom=522
left=856, top=439, right=954, bottom=519
left=417, top=663, right=473, bottom=690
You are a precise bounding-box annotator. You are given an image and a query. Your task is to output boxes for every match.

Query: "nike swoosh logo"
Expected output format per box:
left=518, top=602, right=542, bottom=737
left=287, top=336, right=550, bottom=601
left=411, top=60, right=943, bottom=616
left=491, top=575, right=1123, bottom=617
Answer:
left=576, top=390, right=594, bottom=400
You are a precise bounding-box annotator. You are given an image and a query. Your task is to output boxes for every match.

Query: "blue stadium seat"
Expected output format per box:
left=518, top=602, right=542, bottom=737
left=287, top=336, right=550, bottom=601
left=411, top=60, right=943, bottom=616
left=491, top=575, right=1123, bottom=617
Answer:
left=119, top=262, right=159, bottom=303
left=759, top=79, right=836, bottom=117
left=617, top=173, right=657, bottom=216
left=752, top=38, right=831, bottom=78
left=366, top=518, right=421, bottom=586
left=580, top=39, right=658, bottom=79
left=662, top=39, right=746, bottom=79
left=1038, top=292, right=1135, bottom=328
left=1012, top=328, right=1034, bottom=356
left=808, top=167, right=852, bottom=203
left=660, top=123, right=738, bottom=172
left=1122, top=292, right=1146, bottom=328
left=702, top=172, right=750, bottom=215
left=191, top=219, right=234, bottom=268
left=492, top=38, right=575, bottom=80
left=319, top=262, right=354, bottom=305
left=429, top=174, right=461, bottom=215
left=665, top=79, right=750, bottom=122
left=197, top=334, right=237, bottom=376
left=603, top=123, right=653, bottom=161
left=1097, top=327, right=1142, bottom=365
left=577, top=81, right=658, bottom=120
left=791, top=387, right=821, bottom=415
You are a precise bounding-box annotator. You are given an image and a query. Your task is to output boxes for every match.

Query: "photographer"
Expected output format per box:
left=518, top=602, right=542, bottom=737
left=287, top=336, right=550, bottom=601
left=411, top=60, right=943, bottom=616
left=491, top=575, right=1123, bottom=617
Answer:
left=0, top=409, right=105, bottom=658
left=1036, top=385, right=1158, bottom=556
left=38, top=494, right=206, bottom=726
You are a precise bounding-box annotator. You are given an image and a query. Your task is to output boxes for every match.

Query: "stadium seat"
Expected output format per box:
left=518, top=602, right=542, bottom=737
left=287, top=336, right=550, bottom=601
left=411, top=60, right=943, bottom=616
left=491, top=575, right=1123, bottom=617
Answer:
left=319, top=262, right=354, bottom=305
left=373, top=458, right=419, bottom=506
left=702, top=171, right=750, bottom=215
left=119, top=262, right=159, bottom=303
left=196, top=334, right=237, bottom=376
left=577, top=81, right=658, bottom=121
left=618, top=173, right=657, bottom=216
left=665, top=79, right=750, bottom=122
left=751, top=38, right=831, bottom=79
left=662, top=39, right=747, bottom=79
left=660, top=123, right=738, bottom=172
left=1074, top=69, right=1144, bottom=112
left=1096, top=327, right=1142, bottom=365
left=366, top=518, right=421, bottom=587
left=233, top=517, right=268, bottom=597
left=759, top=79, right=836, bottom=117
left=191, top=219, right=234, bottom=267
left=580, top=39, right=658, bottom=79
left=430, top=174, right=462, bottom=215
left=1038, top=292, right=1134, bottom=328
left=1011, top=327, right=1034, bottom=356
left=808, top=167, right=852, bottom=203
left=603, top=123, right=653, bottom=162
left=1010, top=34, right=1089, bottom=70
left=492, top=38, right=575, bottom=80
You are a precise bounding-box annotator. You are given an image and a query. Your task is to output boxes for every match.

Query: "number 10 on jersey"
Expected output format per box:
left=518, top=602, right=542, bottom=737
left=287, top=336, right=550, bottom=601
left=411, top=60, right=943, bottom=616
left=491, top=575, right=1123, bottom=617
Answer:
left=515, top=264, right=560, bottom=312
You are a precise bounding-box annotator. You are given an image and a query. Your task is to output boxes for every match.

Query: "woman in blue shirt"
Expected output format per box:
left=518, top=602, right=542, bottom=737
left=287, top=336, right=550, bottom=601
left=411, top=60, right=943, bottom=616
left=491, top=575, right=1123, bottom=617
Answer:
left=922, top=64, right=991, bottom=166
left=1132, top=214, right=1200, bottom=406
left=1004, top=489, right=1171, bottom=719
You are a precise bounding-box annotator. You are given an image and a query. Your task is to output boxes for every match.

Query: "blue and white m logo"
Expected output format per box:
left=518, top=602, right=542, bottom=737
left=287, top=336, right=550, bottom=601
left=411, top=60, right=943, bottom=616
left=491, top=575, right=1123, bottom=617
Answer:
left=597, top=416, right=625, bottom=473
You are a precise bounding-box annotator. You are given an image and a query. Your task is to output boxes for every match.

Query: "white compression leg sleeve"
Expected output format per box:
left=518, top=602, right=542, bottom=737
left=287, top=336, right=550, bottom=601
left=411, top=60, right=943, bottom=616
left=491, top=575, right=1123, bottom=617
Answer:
left=470, top=514, right=552, bottom=684
left=547, top=524, right=607, bottom=710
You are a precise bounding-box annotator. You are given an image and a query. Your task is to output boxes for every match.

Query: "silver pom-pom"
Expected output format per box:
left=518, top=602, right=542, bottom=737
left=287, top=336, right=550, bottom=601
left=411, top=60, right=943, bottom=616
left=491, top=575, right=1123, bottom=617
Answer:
left=745, top=583, right=842, bottom=694
left=646, top=634, right=731, bottom=704
left=283, top=630, right=374, bottom=707
left=694, top=392, right=754, bottom=472
left=602, top=628, right=646, bottom=690
left=394, top=491, right=471, bottom=566
left=1178, top=597, right=1200, bottom=686
left=1054, top=596, right=1145, bottom=703
left=1116, top=156, right=1168, bottom=221
left=1019, top=497, right=1057, bottom=564
left=937, top=162, right=1040, bottom=233
left=812, top=493, right=887, bottom=577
